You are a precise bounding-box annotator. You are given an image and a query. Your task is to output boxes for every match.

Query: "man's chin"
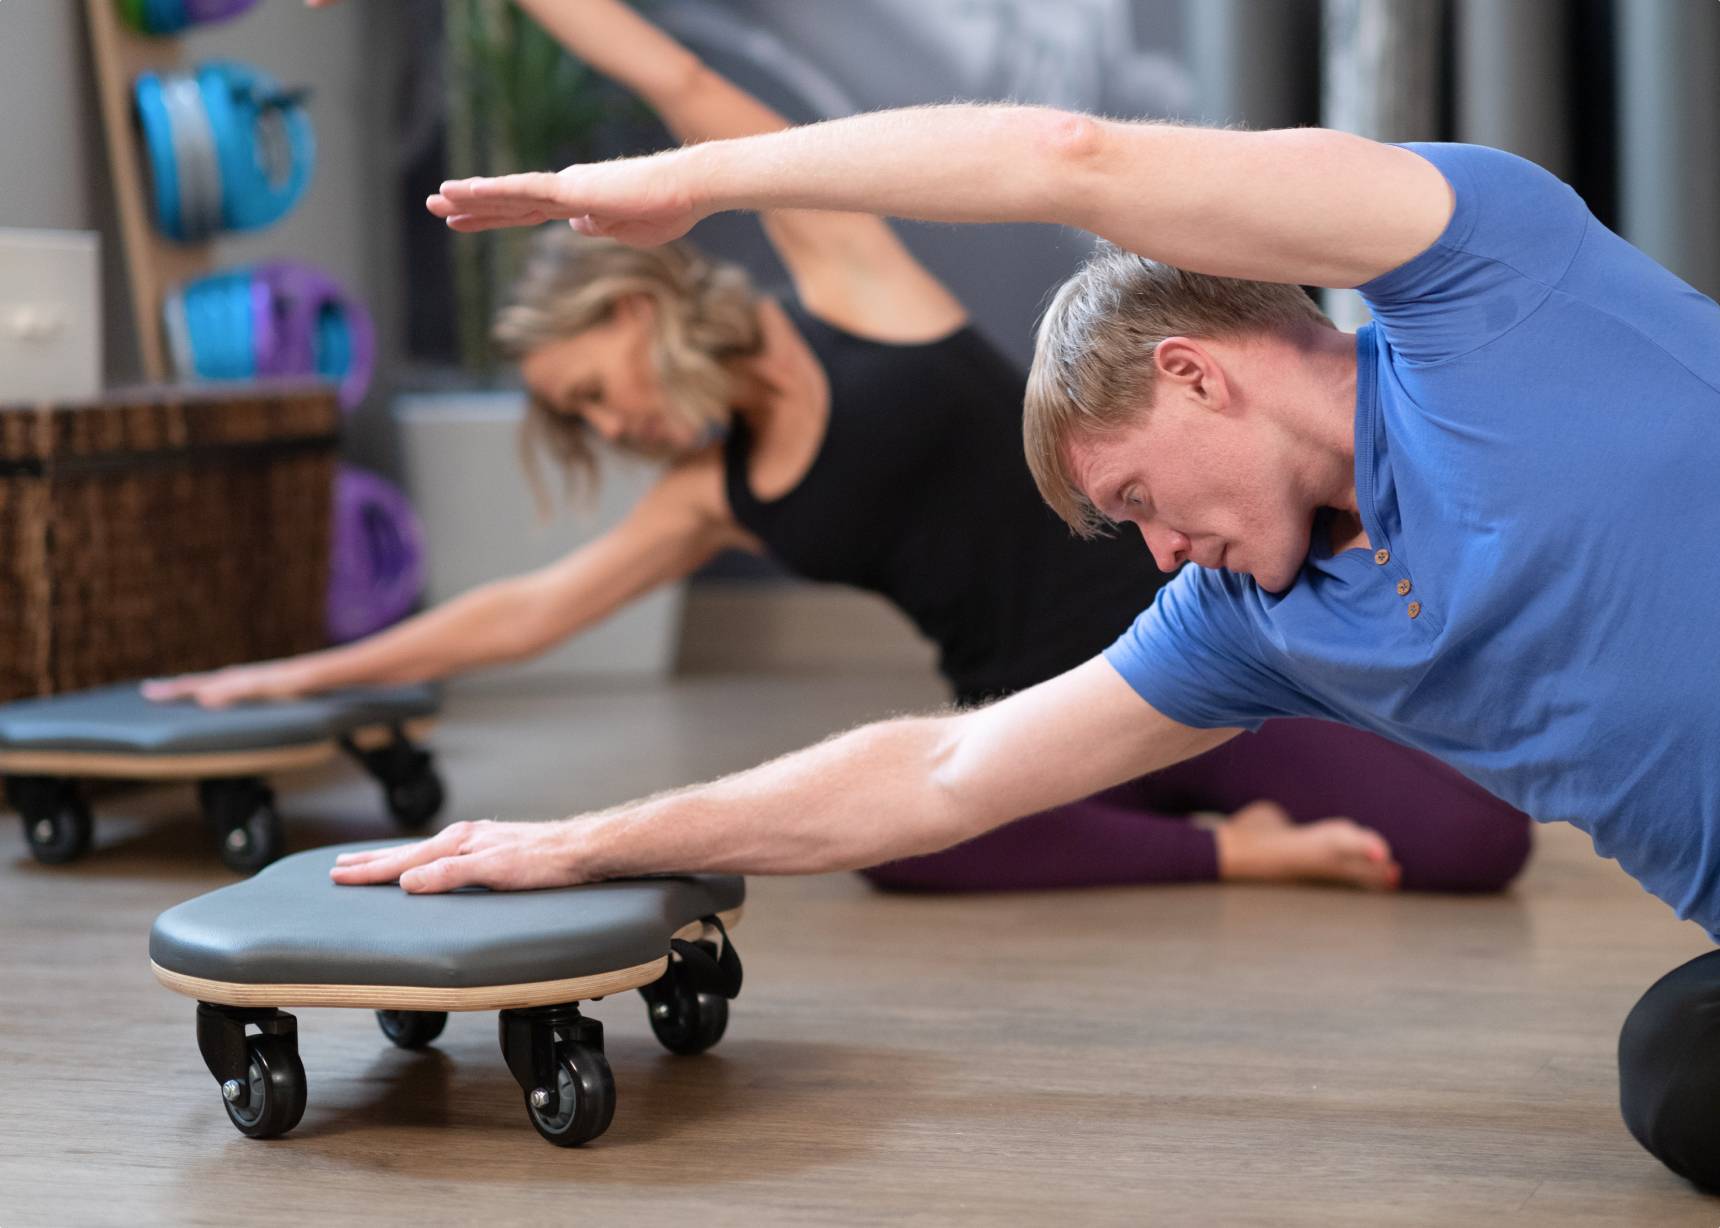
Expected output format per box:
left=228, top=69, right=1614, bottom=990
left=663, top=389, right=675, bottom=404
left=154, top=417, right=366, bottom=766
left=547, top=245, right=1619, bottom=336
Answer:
left=1250, top=562, right=1300, bottom=594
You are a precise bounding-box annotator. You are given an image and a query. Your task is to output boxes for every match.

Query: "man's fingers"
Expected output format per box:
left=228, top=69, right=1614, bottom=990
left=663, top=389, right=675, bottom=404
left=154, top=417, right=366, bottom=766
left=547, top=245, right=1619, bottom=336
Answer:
left=426, top=193, right=514, bottom=219
left=426, top=191, right=543, bottom=218
left=328, top=827, right=473, bottom=883
left=426, top=191, right=552, bottom=231
left=328, top=858, right=399, bottom=885
left=331, top=846, right=396, bottom=866
left=445, top=212, right=548, bottom=234
left=440, top=171, right=567, bottom=205
left=400, top=852, right=493, bottom=894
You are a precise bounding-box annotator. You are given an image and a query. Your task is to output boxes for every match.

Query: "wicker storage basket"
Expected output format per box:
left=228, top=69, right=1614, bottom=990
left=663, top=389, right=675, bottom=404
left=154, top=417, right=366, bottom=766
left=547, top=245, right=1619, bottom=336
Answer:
left=0, top=382, right=338, bottom=702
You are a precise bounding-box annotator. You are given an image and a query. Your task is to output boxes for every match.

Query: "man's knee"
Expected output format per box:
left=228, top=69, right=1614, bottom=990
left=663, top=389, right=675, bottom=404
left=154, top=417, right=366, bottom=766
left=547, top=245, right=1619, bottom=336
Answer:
left=1619, top=949, right=1720, bottom=1191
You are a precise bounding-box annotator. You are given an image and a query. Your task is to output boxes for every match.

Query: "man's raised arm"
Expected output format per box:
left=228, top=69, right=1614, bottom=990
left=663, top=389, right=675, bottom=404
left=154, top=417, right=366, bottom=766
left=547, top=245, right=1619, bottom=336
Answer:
left=431, top=105, right=1454, bottom=288
left=329, top=658, right=1237, bottom=893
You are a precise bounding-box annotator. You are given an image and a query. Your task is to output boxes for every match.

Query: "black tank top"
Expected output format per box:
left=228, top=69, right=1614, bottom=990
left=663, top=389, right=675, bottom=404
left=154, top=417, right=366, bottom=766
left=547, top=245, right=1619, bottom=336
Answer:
left=723, top=301, right=1168, bottom=706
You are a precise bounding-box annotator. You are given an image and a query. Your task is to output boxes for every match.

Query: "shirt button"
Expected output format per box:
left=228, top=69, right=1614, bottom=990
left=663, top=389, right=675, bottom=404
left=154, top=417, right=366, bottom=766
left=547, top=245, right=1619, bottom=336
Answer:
left=1407, top=601, right=1422, bottom=619
left=1374, top=548, right=1391, bottom=565
left=1396, top=579, right=1412, bottom=596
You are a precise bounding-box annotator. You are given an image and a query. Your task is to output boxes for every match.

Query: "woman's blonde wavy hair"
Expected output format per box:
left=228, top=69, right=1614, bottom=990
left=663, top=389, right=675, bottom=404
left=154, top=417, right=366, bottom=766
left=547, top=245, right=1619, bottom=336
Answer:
left=493, top=226, right=764, bottom=507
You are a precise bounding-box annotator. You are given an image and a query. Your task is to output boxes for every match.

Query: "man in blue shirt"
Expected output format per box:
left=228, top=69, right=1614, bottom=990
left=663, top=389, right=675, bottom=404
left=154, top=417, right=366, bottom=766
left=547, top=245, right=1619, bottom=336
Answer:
left=349, top=109, right=1720, bottom=1188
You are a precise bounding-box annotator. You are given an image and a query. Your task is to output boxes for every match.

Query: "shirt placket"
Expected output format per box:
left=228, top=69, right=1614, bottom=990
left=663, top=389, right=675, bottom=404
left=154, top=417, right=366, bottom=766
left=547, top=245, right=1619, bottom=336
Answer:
left=1370, top=545, right=1427, bottom=625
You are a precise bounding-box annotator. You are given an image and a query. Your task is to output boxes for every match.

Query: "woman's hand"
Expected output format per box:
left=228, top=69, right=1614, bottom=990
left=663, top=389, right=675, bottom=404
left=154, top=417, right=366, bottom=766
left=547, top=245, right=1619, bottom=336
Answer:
left=428, top=150, right=708, bottom=246
left=141, top=661, right=313, bottom=708
left=330, top=819, right=589, bottom=892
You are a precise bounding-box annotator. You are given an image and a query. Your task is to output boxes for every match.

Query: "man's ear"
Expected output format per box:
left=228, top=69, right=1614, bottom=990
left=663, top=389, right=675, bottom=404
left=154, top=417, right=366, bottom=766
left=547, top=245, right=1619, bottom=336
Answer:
left=1153, top=336, right=1229, bottom=412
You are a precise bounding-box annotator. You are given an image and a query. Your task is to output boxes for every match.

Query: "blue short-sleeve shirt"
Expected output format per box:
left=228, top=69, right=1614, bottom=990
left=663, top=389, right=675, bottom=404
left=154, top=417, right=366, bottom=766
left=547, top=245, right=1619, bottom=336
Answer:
left=1104, top=143, right=1720, bottom=932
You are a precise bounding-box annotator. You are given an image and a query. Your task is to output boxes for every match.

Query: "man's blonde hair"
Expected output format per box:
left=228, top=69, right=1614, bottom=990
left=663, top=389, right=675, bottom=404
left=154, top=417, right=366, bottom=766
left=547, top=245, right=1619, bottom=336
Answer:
left=493, top=227, right=763, bottom=506
left=1025, top=242, right=1332, bottom=537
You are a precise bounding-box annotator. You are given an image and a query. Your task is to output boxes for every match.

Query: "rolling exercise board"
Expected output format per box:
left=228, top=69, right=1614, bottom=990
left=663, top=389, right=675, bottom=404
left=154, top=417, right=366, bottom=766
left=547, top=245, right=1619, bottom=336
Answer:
left=151, top=842, right=746, bottom=1146
left=0, top=683, right=442, bottom=871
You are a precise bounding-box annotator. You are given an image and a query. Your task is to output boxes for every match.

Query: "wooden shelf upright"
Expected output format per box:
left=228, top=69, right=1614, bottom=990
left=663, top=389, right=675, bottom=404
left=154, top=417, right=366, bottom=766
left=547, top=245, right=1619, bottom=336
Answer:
left=83, top=0, right=214, bottom=381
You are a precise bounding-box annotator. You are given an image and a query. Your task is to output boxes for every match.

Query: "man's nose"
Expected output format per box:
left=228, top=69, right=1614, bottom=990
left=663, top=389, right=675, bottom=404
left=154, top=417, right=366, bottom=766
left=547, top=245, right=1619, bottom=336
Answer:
left=1138, top=523, right=1185, bottom=573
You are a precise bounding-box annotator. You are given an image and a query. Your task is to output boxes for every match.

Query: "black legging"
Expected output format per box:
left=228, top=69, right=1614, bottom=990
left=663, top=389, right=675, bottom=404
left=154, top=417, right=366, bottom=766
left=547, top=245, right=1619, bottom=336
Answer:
left=1619, top=949, right=1720, bottom=1190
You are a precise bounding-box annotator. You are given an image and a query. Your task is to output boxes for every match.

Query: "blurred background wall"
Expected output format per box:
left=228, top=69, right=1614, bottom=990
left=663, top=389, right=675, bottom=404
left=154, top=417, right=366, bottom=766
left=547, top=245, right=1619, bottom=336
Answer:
left=6, top=0, right=1716, bottom=435
left=2, top=0, right=1715, bottom=674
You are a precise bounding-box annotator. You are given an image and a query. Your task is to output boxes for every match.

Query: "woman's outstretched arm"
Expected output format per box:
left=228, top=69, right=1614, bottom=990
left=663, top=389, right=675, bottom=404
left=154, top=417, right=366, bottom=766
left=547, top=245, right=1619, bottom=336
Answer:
left=493, top=0, right=967, bottom=339
left=145, top=450, right=749, bottom=707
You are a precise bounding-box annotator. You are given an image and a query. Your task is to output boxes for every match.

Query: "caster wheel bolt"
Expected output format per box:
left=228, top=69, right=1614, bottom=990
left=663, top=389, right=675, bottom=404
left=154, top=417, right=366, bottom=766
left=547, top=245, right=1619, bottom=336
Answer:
left=529, top=1088, right=551, bottom=1109
left=652, top=1002, right=672, bottom=1020
left=221, top=1079, right=245, bottom=1103
left=225, top=829, right=249, bottom=853
left=32, top=819, right=54, bottom=844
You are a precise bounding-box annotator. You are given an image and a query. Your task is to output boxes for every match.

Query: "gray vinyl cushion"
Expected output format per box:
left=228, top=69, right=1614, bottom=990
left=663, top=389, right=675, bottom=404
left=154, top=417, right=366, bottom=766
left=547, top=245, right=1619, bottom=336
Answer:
left=0, top=683, right=440, bottom=754
left=150, top=840, right=746, bottom=988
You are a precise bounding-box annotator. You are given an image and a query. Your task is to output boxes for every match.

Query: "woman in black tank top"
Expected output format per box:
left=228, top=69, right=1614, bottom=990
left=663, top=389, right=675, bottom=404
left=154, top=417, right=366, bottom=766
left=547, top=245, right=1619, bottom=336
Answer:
left=721, top=300, right=1158, bottom=707
left=148, top=0, right=1528, bottom=899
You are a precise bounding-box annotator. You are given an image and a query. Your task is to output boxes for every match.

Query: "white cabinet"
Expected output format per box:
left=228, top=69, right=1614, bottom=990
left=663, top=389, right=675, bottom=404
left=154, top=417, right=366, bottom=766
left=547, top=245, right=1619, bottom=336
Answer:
left=394, top=391, right=685, bottom=686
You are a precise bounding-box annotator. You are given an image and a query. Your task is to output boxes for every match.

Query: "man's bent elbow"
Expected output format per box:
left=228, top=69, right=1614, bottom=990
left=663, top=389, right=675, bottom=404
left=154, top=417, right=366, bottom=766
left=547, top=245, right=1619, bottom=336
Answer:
left=1032, top=108, right=1104, bottom=161
left=1024, top=108, right=1107, bottom=224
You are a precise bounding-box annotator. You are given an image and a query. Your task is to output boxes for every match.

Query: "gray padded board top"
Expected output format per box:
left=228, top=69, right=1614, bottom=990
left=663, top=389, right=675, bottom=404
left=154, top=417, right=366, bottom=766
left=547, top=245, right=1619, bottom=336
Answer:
left=150, top=841, right=746, bottom=989
left=0, top=683, right=440, bottom=754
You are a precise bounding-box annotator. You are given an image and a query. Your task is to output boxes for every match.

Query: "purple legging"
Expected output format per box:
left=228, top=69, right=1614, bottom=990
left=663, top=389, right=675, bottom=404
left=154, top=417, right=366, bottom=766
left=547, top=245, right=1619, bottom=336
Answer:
left=862, top=718, right=1532, bottom=894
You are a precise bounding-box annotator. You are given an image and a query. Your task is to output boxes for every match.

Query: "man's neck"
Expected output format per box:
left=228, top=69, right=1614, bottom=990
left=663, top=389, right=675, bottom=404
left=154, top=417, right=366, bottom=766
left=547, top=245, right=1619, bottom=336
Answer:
left=1263, top=322, right=1362, bottom=515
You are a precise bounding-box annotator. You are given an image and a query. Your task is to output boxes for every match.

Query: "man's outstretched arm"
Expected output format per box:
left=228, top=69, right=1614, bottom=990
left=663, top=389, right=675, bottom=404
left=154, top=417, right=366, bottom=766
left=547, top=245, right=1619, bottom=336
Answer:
left=330, top=658, right=1237, bottom=892
left=431, top=105, right=1454, bottom=288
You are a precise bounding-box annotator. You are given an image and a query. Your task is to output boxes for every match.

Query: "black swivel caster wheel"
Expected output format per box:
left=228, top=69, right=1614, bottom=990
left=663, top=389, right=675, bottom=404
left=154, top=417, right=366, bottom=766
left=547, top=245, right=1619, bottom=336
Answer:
left=221, top=1034, right=308, bottom=1140
left=376, top=1009, right=448, bottom=1049
left=639, top=935, right=732, bottom=1052
left=499, top=1006, right=616, bottom=1147
left=342, top=732, right=445, bottom=832
left=645, top=982, right=729, bottom=1056
left=523, top=1043, right=615, bottom=1148
left=199, top=777, right=284, bottom=874
left=384, top=768, right=444, bottom=831
left=7, top=776, right=93, bottom=866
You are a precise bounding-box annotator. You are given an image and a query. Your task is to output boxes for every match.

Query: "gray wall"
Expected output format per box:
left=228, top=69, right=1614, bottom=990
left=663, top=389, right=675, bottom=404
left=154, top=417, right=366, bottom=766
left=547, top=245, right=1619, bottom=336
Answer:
left=0, top=1, right=126, bottom=388
left=661, top=0, right=1192, bottom=370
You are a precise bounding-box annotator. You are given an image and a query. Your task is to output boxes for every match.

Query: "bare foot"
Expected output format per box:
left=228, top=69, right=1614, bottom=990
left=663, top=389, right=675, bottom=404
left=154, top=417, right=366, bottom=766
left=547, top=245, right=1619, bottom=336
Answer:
left=1214, top=800, right=1402, bottom=890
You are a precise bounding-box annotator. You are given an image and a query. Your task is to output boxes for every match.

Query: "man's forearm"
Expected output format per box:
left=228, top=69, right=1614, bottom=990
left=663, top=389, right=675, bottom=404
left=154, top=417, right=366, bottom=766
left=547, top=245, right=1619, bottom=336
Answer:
left=682, top=104, right=1100, bottom=233
left=676, top=106, right=1451, bottom=287
left=327, top=658, right=1234, bottom=895
left=570, top=714, right=989, bottom=879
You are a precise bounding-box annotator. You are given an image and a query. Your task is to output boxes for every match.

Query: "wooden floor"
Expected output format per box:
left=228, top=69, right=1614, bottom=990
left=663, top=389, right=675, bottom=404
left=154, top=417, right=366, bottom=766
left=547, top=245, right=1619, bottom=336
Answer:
left=2, top=672, right=1716, bottom=1226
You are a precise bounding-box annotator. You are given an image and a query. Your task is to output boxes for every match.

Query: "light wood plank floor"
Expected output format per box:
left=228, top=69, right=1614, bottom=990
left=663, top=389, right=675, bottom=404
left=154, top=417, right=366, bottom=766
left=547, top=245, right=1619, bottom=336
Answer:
left=1, top=672, right=1715, bottom=1226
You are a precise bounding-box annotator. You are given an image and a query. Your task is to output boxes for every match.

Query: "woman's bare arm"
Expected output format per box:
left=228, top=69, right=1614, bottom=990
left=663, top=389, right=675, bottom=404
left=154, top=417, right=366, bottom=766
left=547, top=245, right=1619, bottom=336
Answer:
left=145, top=450, right=750, bottom=707
left=493, top=0, right=968, bottom=339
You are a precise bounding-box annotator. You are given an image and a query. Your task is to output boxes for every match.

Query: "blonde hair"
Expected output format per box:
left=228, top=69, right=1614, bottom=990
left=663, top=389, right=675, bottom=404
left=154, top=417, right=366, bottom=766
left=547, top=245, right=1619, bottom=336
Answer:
left=493, top=227, right=763, bottom=504
left=1025, top=242, right=1332, bottom=537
